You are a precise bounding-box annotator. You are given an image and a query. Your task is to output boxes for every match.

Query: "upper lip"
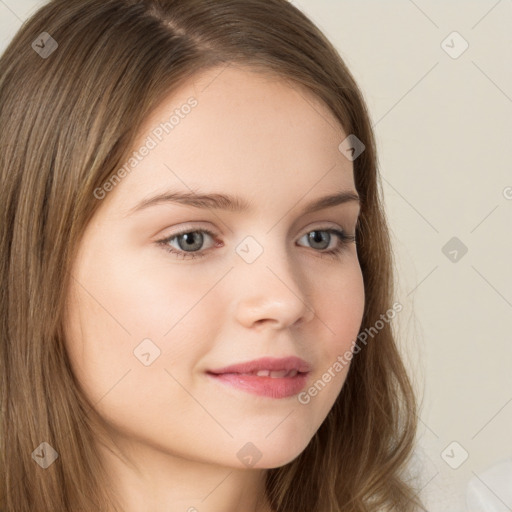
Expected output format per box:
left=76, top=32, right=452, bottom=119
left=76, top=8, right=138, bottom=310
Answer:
left=208, top=356, right=312, bottom=375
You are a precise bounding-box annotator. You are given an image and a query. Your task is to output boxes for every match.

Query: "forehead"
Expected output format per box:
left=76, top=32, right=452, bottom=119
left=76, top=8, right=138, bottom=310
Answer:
left=107, top=64, right=356, bottom=212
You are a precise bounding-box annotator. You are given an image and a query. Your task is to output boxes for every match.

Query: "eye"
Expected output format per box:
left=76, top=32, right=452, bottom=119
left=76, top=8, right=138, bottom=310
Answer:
left=155, top=228, right=218, bottom=260
left=297, top=228, right=356, bottom=259
left=155, top=227, right=356, bottom=260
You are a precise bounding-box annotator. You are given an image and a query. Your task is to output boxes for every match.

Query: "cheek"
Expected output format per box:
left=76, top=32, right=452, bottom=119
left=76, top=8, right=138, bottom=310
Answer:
left=62, top=248, right=220, bottom=397
left=316, top=259, right=365, bottom=353
left=62, top=269, right=210, bottom=444
left=302, top=260, right=365, bottom=406
left=235, top=257, right=363, bottom=449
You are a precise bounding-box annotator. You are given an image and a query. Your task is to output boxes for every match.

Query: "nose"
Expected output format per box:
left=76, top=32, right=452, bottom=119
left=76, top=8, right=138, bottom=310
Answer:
left=233, top=246, right=316, bottom=330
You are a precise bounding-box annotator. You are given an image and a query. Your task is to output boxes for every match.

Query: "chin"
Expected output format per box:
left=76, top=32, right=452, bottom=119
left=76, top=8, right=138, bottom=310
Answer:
left=257, top=449, right=307, bottom=469
left=253, top=437, right=311, bottom=469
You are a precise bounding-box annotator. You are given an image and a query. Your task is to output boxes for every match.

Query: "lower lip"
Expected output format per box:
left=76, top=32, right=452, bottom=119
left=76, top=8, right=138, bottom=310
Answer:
left=206, top=372, right=309, bottom=399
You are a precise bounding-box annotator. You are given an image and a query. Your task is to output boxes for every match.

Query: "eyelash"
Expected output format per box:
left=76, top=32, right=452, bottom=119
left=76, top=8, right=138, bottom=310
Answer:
left=155, top=227, right=356, bottom=261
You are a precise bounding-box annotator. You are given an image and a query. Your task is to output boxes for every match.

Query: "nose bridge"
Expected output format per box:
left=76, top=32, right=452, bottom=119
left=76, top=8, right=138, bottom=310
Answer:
left=232, top=230, right=315, bottom=328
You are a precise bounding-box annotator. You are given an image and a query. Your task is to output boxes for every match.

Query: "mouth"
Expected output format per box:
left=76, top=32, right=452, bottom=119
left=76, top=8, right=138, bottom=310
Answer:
left=207, top=370, right=310, bottom=399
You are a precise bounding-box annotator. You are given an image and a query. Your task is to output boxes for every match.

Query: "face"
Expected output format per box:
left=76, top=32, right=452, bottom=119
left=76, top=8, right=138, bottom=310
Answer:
left=64, top=64, right=365, bottom=471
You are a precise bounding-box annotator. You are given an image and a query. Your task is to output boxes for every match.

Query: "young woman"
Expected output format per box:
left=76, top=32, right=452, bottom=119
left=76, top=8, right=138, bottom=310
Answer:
left=0, top=1, right=426, bottom=510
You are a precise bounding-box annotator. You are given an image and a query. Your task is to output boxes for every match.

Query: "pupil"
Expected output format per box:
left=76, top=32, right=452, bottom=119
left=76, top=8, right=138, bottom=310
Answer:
left=310, top=231, right=328, bottom=248
left=181, top=232, right=202, bottom=250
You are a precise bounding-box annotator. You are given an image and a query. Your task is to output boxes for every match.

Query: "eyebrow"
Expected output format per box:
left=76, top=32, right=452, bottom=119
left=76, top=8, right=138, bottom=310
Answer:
left=125, top=188, right=360, bottom=217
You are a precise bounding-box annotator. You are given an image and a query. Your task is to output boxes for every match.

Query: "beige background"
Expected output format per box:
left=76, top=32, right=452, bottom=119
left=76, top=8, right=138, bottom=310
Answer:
left=1, top=1, right=511, bottom=510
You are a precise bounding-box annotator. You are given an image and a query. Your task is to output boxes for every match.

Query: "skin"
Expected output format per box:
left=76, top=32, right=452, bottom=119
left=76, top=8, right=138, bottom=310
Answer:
left=63, top=63, right=365, bottom=512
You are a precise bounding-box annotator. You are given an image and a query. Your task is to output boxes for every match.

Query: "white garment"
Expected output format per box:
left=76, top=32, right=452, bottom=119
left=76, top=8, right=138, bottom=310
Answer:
left=465, top=458, right=512, bottom=512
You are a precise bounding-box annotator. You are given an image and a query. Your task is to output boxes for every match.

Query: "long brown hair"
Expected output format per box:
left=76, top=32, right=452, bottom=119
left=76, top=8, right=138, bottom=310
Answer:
left=0, top=1, right=426, bottom=510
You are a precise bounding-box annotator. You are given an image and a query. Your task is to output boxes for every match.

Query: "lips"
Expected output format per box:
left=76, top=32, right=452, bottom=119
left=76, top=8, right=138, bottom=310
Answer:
left=206, top=356, right=312, bottom=399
